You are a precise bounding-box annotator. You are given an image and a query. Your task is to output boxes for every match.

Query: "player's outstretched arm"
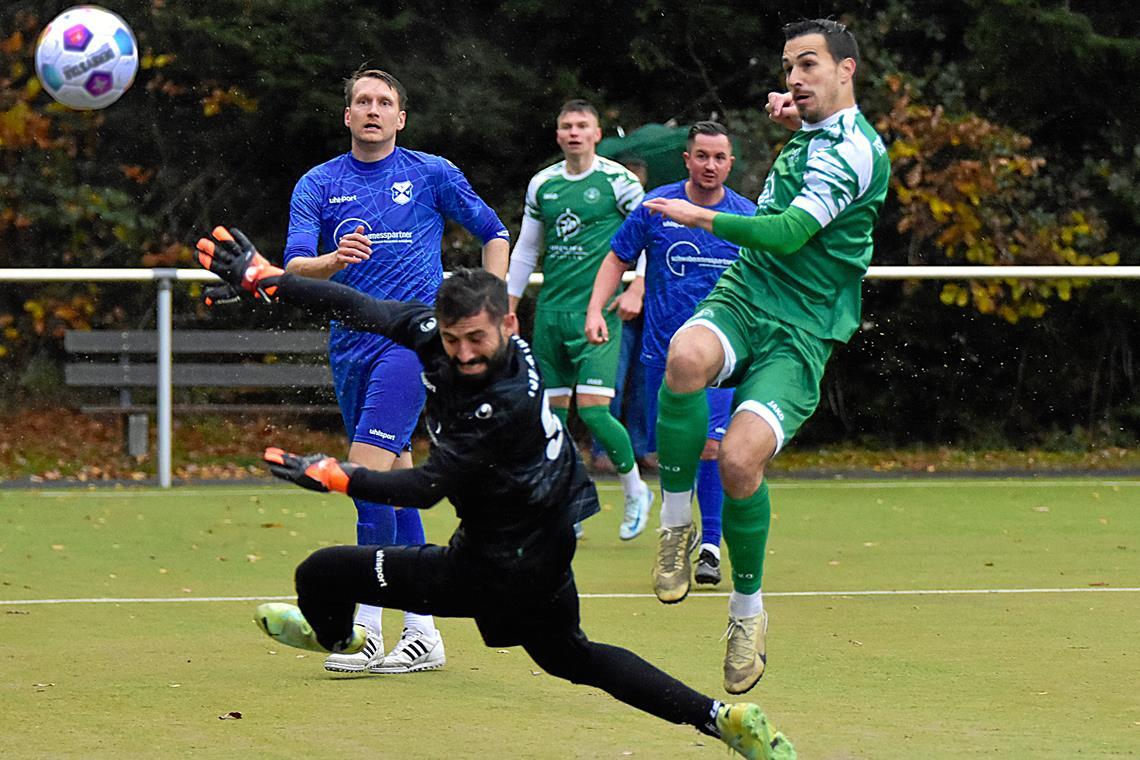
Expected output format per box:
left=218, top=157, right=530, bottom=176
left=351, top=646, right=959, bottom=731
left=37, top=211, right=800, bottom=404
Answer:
left=712, top=206, right=822, bottom=256
left=196, top=224, right=430, bottom=347
left=642, top=198, right=718, bottom=231
left=263, top=448, right=447, bottom=509
left=195, top=226, right=284, bottom=302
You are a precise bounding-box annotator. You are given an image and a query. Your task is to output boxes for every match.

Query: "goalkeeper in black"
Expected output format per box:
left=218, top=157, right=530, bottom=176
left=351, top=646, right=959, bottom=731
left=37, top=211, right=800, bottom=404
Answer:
left=195, top=226, right=795, bottom=760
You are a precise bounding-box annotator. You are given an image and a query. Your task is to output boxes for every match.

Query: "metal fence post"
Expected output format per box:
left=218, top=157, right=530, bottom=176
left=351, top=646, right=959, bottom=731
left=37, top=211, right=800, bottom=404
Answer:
left=155, top=270, right=175, bottom=488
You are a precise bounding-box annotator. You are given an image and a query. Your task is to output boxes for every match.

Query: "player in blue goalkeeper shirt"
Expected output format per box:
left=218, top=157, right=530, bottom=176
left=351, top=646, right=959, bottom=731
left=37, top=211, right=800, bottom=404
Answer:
left=586, top=121, right=756, bottom=588
left=284, top=68, right=510, bottom=675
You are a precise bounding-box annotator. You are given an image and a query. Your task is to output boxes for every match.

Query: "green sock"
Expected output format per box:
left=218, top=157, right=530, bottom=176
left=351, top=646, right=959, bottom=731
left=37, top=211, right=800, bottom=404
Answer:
left=656, top=383, right=708, bottom=493
left=578, top=404, right=635, bottom=473
left=723, top=480, right=771, bottom=595
left=552, top=405, right=569, bottom=430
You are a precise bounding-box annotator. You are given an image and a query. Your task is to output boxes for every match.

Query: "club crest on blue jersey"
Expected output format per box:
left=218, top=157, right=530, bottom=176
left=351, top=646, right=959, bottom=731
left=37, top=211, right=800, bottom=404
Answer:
left=391, top=180, right=413, bottom=205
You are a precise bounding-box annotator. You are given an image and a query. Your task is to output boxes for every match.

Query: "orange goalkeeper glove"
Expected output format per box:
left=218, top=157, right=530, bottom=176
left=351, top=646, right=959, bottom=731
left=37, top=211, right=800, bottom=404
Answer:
left=195, top=226, right=283, bottom=303
left=263, top=447, right=357, bottom=494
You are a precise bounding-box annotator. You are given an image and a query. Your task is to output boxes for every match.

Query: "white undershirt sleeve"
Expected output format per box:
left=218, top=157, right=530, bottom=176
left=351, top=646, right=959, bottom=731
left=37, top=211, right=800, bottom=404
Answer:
left=506, top=215, right=544, bottom=298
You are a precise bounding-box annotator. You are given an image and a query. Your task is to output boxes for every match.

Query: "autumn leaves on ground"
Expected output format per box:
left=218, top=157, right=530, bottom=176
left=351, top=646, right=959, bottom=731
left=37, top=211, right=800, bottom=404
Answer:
left=1, top=408, right=1137, bottom=484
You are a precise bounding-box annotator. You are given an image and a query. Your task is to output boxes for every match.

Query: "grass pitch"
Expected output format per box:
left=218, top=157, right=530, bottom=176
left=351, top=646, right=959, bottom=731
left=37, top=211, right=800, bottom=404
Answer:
left=2, top=478, right=1138, bottom=758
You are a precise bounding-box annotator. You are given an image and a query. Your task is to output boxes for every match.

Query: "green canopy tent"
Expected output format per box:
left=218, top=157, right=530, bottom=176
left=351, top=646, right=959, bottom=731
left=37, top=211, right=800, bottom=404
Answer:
left=596, top=123, right=689, bottom=191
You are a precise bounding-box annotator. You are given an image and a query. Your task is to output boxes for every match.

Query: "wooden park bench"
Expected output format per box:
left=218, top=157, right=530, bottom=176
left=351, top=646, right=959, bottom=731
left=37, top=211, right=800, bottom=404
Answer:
left=64, top=329, right=339, bottom=455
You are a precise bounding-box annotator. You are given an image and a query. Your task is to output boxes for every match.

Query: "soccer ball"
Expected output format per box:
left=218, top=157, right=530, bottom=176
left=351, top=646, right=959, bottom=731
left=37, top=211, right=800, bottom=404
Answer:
left=35, top=6, right=139, bottom=110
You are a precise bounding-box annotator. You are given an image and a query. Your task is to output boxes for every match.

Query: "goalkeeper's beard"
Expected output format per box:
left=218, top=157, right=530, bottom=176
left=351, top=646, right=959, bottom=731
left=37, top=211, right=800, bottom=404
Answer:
left=449, top=338, right=510, bottom=386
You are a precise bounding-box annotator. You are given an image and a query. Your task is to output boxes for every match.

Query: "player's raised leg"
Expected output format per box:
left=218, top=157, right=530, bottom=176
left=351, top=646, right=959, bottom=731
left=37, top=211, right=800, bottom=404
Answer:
left=654, top=323, right=723, bottom=602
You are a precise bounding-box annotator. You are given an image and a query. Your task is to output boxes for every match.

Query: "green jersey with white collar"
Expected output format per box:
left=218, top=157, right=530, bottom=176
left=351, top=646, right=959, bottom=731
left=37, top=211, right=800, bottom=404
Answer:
left=712, top=105, right=890, bottom=343
left=524, top=156, right=644, bottom=312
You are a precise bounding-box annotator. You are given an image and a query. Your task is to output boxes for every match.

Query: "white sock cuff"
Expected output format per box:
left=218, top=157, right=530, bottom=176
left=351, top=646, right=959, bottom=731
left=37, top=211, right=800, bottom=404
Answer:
left=700, top=542, right=721, bottom=560
left=354, top=604, right=383, bottom=634
left=618, top=464, right=642, bottom=493
left=403, top=612, right=437, bottom=636
left=728, top=590, right=764, bottom=619
left=660, top=490, right=693, bottom=528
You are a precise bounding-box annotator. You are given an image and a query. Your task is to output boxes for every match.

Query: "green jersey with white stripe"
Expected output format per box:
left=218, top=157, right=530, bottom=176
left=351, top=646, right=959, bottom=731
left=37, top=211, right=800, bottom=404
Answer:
left=716, top=106, right=890, bottom=342
left=525, top=156, right=644, bottom=312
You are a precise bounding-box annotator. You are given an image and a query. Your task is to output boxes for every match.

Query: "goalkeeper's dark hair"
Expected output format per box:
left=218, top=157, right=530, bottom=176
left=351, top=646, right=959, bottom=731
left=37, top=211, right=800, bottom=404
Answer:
left=436, top=269, right=508, bottom=325
left=344, top=67, right=408, bottom=110
left=783, top=18, right=860, bottom=72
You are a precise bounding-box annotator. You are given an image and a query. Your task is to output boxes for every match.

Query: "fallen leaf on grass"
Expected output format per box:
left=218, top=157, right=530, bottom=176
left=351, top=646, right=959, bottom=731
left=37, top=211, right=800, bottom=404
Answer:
left=260, top=523, right=283, bottom=529
left=5, top=610, right=29, bottom=615
left=51, top=544, right=65, bottom=551
left=33, top=683, right=54, bottom=688
left=1032, top=506, right=1049, bottom=513
left=219, top=711, right=243, bottom=720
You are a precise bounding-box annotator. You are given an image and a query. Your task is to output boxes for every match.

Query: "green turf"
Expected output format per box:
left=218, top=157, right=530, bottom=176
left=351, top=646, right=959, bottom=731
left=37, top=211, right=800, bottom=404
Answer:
left=2, top=479, right=1138, bottom=758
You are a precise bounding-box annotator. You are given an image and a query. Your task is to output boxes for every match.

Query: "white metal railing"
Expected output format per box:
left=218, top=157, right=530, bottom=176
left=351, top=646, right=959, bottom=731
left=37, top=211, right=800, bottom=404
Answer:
left=2, top=265, right=1139, bottom=488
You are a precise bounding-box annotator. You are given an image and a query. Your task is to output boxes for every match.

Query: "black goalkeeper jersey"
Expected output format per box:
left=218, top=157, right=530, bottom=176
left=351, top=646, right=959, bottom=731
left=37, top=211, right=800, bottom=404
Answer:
left=273, top=274, right=598, bottom=562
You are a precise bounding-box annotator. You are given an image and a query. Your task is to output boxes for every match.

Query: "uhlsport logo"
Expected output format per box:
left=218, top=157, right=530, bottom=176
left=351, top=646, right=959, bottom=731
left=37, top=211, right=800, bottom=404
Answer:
left=391, top=180, right=413, bottom=205
left=555, top=208, right=581, bottom=239
left=328, top=194, right=357, bottom=204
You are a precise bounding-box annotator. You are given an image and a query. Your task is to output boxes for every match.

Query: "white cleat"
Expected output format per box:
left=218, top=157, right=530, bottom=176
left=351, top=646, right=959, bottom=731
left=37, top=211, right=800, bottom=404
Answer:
left=369, top=627, right=446, bottom=674
left=619, top=481, right=654, bottom=540
left=323, top=631, right=383, bottom=673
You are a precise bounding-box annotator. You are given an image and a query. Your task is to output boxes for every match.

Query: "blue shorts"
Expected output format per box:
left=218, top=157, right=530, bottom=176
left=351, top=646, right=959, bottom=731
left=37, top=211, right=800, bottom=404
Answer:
left=329, top=325, right=427, bottom=454
left=644, top=363, right=733, bottom=452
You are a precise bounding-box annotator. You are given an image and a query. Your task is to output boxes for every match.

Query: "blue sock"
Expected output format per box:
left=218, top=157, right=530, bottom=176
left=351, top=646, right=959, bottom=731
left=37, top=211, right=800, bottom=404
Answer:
left=394, top=506, right=426, bottom=545
left=354, top=500, right=397, bottom=545
left=696, top=458, right=723, bottom=548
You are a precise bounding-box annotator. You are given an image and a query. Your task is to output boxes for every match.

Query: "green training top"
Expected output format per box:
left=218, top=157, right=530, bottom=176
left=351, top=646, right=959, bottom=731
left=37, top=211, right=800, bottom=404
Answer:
left=524, top=156, right=644, bottom=312
left=711, top=105, right=890, bottom=343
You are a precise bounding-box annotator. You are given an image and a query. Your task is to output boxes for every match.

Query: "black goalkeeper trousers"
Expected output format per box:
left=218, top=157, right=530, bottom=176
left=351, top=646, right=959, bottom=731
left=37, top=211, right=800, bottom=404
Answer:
left=295, top=544, right=717, bottom=734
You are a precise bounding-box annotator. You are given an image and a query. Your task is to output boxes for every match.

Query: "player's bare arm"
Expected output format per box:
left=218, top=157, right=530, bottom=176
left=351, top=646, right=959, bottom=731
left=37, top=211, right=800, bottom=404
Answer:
left=481, top=237, right=509, bottom=280
left=283, top=224, right=371, bottom=279
left=584, top=251, right=631, bottom=344
left=613, top=274, right=644, bottom=321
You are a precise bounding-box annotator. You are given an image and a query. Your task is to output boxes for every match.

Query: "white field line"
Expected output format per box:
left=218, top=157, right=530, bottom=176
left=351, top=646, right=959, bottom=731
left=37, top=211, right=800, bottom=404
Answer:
left=3, top=586, right=1139, bottom=606
left=4, top=478, right=1138, bottom=499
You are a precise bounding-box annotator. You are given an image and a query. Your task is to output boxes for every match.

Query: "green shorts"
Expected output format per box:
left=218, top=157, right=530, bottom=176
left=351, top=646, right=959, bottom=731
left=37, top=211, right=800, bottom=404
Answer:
left=531, top=308, right=622, bottom=398
left=678, top=296, right=833, bottom=453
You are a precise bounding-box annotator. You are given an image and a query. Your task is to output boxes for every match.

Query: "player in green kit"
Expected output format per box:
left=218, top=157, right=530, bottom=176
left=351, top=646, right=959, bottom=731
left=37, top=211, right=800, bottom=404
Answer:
left=507, top=100, right=654, bottom=539
left=643, top=19, right=890, bottom=694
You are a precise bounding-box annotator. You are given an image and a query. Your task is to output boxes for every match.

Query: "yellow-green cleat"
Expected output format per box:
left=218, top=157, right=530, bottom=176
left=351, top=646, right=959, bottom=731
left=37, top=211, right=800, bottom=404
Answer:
left=254, top=602, right=366, bottom=654
left=716, top=703, right=796, bottom=760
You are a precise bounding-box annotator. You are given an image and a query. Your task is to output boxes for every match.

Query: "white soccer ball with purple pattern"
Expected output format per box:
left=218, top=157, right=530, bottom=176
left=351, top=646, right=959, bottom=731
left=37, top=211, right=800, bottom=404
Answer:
left=35, top=6, right=139, bottom=110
